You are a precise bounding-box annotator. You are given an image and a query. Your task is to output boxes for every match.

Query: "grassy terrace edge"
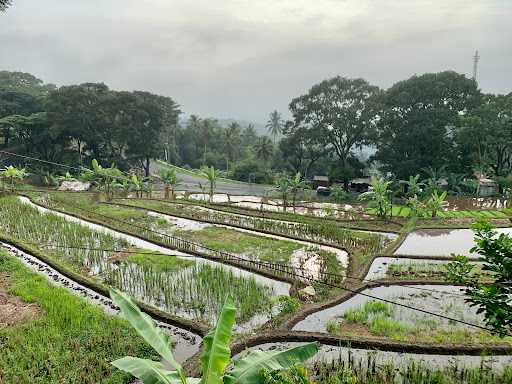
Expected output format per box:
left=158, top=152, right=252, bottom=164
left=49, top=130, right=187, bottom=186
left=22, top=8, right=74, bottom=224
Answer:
left=0, top=249, right=156, bottom=383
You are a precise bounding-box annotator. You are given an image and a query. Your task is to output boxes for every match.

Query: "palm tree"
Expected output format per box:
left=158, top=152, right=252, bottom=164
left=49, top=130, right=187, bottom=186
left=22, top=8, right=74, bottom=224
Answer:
left=200, top=166, right=221, bottom=203
left=223, top=122, right=241, bottom=170
left=358, top=177, right=392, bottom=218
left=159, top=168, right=179, bottom=200
left=266, top=110, right=283, bottom=144
left=254, top=137, right=274, bottom=163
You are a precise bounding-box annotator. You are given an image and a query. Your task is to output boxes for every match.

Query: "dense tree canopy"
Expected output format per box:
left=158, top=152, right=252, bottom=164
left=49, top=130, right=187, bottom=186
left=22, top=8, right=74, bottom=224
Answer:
left=373, top=71, right=481, bottom=179
left=1, top=69, right=511, bottom=187
left=289, top=76, right=381, bottom=187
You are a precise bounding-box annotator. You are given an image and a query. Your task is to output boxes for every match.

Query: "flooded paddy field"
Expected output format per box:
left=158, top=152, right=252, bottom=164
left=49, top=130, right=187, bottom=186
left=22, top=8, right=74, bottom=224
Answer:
left=0, top=195, right=291, bottom=330
left=293, top=284, right=511, bottom=345
left=395, top=227, right=512, bottom=257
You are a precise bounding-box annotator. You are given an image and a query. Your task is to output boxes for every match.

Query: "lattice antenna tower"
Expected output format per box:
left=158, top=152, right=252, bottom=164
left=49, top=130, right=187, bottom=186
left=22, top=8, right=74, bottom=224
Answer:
left=472, top=50, right=480, bottom=82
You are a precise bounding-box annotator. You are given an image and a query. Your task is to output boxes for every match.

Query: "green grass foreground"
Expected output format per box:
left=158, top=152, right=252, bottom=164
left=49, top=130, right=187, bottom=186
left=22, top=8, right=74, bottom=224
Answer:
left=0, top=250, right=156, bottom=384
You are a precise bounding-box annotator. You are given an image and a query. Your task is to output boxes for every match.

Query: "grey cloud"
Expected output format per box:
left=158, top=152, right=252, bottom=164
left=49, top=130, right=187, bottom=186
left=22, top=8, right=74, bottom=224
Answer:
left=0, top=0, right=511, bottom=122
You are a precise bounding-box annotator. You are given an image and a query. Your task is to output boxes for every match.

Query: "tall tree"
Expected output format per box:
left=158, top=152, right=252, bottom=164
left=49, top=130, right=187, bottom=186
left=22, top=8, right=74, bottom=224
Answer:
left=289, top=76, right=381, bottom=189
left=134, top=91, right=181, bottom=165
left=223, top=122, right=241, bottom=170
left=254, top=136, right=274, bottom=163
left=455, top=93, right=512, bottom=176
left=279, top=124, right=327, bottom=178
left=0, top=71, right=56, bottom=96
left=374, top=71, right=481, bottom=179
left=123, top=92, right=165, bottom=177
left=266, top=110, right=283, bottom=144
left=46, top=83, right=110, bottom=166
left=0, top=91, right=42, bottom=147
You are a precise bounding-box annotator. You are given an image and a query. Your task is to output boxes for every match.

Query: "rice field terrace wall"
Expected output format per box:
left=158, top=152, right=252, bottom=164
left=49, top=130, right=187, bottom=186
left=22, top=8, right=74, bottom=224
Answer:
left=23, top=192, right=346, bottom=285
left=113, top=199, right=393, bottom=262
left=0, top=195, right=278, bottom=327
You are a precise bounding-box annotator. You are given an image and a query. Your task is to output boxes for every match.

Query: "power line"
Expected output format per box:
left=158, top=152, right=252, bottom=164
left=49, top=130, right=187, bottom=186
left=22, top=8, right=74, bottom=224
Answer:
left=7, top=239, right=499, bottom=335
left=3, top=153, right=505, bottom=333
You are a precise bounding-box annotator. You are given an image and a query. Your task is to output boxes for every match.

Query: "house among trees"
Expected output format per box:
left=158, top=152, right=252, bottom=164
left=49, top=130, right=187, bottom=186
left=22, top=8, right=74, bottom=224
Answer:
left=312, top=175, right=329, bottom=189
left=350, top=177, right=372, bottom=192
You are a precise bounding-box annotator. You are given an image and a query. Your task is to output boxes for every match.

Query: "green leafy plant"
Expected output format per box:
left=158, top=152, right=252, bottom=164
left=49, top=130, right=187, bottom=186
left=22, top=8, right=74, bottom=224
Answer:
left=200, top=166, right=223, bottom=203
left=399, top=174, right=424, bottom=198
left=274, top=176, right=292, bottom=212
left=0, top=165, right=28, bottom=192
left=446, top=221, right=512, bottom=336
left=330, top=187, right=349, bottom=203
left=358, top=177, right=391, bottom=218
left=159, top=168, right=180, bottom=200
left=110, top=288, right=319, bottom=384
left=425, top=190, right=447, bottom=218
left=289, top=173, right=307, bottom=213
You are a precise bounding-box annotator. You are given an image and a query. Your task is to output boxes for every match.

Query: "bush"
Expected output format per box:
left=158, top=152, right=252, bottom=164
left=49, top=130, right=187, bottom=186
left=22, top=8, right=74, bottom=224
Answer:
left=231, top=159, right=273, bottom=184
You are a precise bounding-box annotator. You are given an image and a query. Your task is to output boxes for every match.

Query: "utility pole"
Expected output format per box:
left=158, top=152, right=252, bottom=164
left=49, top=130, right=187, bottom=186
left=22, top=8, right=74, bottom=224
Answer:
left=472, top=50, right=480, bottom=82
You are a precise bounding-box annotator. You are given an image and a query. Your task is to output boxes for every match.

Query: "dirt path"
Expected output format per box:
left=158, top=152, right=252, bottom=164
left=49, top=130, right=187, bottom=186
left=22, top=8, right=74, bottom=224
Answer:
left=0, top=273, right=40, bottom=327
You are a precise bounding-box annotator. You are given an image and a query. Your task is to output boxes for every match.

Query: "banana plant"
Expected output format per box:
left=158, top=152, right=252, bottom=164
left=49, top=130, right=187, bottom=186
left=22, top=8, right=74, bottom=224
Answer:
left=425, top=190, right=448, bottom=218
left=400, top=174, right=424, bottom=198
left=0, top=165, right=28, bottom=192
left=200, top=166, right=222, bottom=203
left=274, top=177, right=291, bottom=212
left=81, top=159, right=125, bottom=199
left=159, top=168, right=180, bottom=200
left=358, top=177, right=392, bottom=218
left=110, top=288, right=319, bottom=384
left=288, top=173, right=308, bottom=213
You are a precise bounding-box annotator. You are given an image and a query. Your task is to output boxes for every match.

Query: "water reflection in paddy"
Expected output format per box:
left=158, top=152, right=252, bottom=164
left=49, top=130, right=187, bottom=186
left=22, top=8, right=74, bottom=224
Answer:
left=395, top=228, right=512, bottom=257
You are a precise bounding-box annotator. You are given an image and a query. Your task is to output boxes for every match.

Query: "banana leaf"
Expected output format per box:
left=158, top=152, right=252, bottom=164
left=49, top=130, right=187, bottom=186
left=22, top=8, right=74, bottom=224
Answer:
left=109, top=288, right=187, bottom=384
left=223, top=343, right=319, bottom=384
left=112, top=357, right=180, bottom=384
left=200, top=297, right=236, bottom=384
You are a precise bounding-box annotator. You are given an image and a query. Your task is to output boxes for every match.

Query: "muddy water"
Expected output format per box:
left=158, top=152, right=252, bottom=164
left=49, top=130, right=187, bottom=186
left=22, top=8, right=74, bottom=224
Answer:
left=395, top=228, right=512, bottom=257
left=19, top=196, right=290, bottom=297
left=235, top=342, right=512, bottom=371
left=0, top=242, right=201, bottom=362
left=293, top=285, right=481, bottom=333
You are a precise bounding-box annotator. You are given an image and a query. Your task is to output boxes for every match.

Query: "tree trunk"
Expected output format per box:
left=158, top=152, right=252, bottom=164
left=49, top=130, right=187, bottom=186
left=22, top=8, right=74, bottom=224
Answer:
left=144, top=157, right=150, bottom=177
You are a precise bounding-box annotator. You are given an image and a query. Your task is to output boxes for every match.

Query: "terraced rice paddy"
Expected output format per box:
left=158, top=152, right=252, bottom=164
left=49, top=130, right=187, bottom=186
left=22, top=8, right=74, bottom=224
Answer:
left=3, top=190, right=512, bottom=383
left=293, top=284, right=512, bottom=345
left=0, top=195, right=287, bottom=327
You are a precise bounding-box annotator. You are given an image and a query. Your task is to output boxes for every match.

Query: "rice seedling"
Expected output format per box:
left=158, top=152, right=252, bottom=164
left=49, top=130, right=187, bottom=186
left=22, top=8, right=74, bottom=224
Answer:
left=111, top=197, right=392, bottom=267
left=311, top=352, right=512, bottom=384
left=327, top=299, right=512, bottom=344
left=386, top=262, right=492, bottom=280
left=0, top=195, right=276, bottom=326
left=0, top=250, right=156, bottom=384
left=107, top=260, right=275, bottom=325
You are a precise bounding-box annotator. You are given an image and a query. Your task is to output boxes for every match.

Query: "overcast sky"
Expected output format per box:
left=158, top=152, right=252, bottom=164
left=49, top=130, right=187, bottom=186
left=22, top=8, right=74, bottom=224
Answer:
left=1, top=0, right=511, bottom=122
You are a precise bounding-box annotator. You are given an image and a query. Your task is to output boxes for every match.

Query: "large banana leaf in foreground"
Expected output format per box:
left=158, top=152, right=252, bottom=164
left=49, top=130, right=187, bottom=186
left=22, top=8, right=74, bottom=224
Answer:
left=223, top=343, right=319, bottom=384
left=200, top=297, right=236, bottom=384
left=112, top=357, right=180, bottom=384
left=110, top=288, right=187, bottom=384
